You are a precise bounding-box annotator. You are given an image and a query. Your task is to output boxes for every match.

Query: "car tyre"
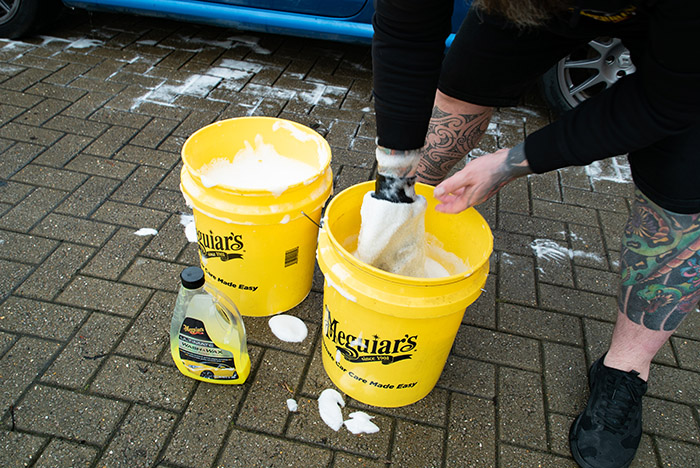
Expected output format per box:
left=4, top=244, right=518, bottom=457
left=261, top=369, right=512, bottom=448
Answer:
left=539, top=37, right=635, bottom=114
left=0, top=0, right=43, bottom=39
left=200, top=370, right=214, bottom=379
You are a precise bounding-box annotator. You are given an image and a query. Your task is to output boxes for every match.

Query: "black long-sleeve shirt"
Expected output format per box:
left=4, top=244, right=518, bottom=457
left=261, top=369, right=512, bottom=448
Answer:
left=372, top=0, right=700, bottom=175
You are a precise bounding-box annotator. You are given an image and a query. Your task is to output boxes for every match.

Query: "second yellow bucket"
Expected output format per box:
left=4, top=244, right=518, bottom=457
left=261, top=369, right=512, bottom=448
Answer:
left=180, top=117, right=333, bottom=317
left=317, top=181, right=492, bottom=407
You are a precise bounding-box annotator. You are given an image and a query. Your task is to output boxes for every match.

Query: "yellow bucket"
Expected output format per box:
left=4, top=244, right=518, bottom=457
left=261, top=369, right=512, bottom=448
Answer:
left=180, top=117, right=333, bottom=317
left=317, top=181, right=492, bottom=407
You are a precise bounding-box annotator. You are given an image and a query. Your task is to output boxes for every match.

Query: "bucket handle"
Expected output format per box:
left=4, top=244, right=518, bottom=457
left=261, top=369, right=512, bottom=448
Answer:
left=301, top=211, right=322, bottom=229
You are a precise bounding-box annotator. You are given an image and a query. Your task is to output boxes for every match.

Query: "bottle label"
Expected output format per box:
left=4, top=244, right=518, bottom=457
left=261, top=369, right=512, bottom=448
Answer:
left=178, top=317, right=239, bottom=380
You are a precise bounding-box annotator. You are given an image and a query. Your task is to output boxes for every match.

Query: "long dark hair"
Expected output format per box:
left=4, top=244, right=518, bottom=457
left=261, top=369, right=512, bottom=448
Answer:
left=473, top=0, right=571, bottom=27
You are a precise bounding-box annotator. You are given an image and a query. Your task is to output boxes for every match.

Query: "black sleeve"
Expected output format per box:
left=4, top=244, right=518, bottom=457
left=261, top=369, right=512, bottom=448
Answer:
left=372, top=0, right=454, bottom=150
left=525, top=0, right=700, bottom=173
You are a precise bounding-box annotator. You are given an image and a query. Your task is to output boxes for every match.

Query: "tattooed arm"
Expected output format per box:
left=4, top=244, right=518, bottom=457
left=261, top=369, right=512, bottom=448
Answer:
left=432, top=142, right=532, bottom=213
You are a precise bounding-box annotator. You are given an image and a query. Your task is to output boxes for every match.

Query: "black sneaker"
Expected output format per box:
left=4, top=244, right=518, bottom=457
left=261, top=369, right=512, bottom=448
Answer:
left=569, top=355, right=648, bottom=468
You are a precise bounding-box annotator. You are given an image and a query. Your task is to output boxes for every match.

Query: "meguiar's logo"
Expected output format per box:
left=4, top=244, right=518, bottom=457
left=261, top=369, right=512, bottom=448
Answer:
left=324, top=306, right=416, bottom=365
left=197, top=229, right=244, bottom=262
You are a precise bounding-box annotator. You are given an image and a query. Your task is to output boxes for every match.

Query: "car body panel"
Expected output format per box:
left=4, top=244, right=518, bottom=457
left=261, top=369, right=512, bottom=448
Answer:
left=62, top=0, right=472, bottom=45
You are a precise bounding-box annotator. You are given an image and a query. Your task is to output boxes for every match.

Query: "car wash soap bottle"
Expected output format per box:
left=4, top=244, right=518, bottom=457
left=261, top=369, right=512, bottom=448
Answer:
left=170, top=266, right=250, bottom=384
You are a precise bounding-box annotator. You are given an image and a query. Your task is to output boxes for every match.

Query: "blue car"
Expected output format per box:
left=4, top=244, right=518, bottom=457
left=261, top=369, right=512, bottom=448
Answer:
left=0, top=0, right=631, bottom=111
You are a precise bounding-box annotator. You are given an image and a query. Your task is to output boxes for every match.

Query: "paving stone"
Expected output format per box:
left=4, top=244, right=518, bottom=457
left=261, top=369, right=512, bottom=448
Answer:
left=43, top=312, right=131, bottom=388
left=563, top=186, right=629, bottom=213
left=11, top=164, right=87, bottom=192
left=114, top=144, right=180, bottom=170
left=672, top=336, right=700, bottom=372
left=116, top=291, right=175, bottom=360
left=437, top=355, right=496, bottom=399
left=646, top=364, right=700, bottom=406
left=446, top=393, right=496, bottom=467
left=538, top=283, right=617, bottom=320
left=32, top=133, right=92, bottom=167
left=218, top=429, right=333, bottom=467
left=453, top=325, right=541, bottom=372
left=0, top=229, right=58, bottom=263
left=574, top=265, right=619, bottom=296
left=163, top=382, right=247, bottom=468
left=237, top=348, right=308, bottom=435
left=80, top=227, right=148, bottom=279
left=55, top=175, right=121, bottom=217
left=654, top=437, right=700, bottom=467
left=332, top=452, right=386, bottom=468
left=15, top=242, right=94, bottom=300
left=542, top=342, right=588, bottom=415
left=0, top=336, right=61, bottom=410
left=0, top=429, right=45, bottom=468
left=352, top=386, right=449, bottom=427
left=497, top=367, right=547, bottom=449
left=91, top=200, right=169, bottom=229
left=532, top=199, right=598, bottom=226
left=32, top=438, right=98, bottom=468
left=97, top=404, right=177, bottom=468
left=143, top=188, right=189, bottom=214
left=92, top=355, right=195, bottom=411
left=498, top=212, right=566, bottom=240
left=498, top=252, right=537, bottom=307
left=245, top=314, right=319, bottom=356
left=498, top=444, right=578, bottom=467
left=0, top=260, right=32, bottom=301
left=30, top=213, right=115, bottom=246
left=15, top=98, right=70, bottom=126
left=65, top=154, right=137, bottom=179
left=391, top=419, right=444, bottom=468
left=82, top=125, right=138, bottom=158
left=0, top=296, right=87, bottom=340
left=568, top=223, right=610, bottom=270
left=0, top=187, right=65, bottom=232
left=110, top=165, right=168, bottom=204
left=13, top=384, right=128, bottom=445
left=498, top=177, right=529, bottom=214
left=139, top=213, right=190, bottom=261
left=499, top=303, right=582, bottom=345
left=644, top=397, right=700, bottom=443
left=121, top=257, right=182, bottom=292
left=530, top=170, right=563, bottom=202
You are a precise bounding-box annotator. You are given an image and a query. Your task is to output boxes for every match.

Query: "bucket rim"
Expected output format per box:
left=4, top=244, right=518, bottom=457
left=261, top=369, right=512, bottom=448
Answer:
left=322, top=181, right=493, bottom=286
left=181, top=116, right=332, bottom=196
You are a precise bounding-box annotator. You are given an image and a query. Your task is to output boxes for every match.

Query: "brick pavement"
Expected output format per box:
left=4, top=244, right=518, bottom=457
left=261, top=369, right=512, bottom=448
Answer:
left=1, top=8, right=699, bottom=468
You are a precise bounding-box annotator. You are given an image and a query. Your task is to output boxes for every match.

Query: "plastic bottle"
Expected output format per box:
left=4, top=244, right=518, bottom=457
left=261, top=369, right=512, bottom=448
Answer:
left=170, top=266, right=250, bottom=384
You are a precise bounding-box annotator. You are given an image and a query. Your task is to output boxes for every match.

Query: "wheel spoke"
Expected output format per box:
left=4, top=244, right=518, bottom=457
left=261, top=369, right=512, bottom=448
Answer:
left=0, top=0, right=11, bottom=15
left=569, top=73, right=607, bottom=96
left=563, top=57, right=603, bottom=70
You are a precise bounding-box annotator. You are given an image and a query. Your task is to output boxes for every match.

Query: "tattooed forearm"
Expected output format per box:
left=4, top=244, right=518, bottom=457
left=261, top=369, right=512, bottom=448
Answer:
left=418, top=106, right=493, bottom=185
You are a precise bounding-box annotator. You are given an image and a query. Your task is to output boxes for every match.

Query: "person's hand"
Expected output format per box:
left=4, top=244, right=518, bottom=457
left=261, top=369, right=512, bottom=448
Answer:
left=433, top=143, right=531, bottom=214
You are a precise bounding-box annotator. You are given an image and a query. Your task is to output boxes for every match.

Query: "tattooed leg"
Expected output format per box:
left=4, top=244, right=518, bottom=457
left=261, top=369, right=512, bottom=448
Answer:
left=605, top=188, right=700, bottom=380
left=417, top=90, right=493, bottom=186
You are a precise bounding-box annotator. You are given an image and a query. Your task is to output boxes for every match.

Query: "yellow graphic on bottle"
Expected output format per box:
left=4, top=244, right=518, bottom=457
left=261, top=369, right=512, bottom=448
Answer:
left=177, top=317, right=239, bottom=381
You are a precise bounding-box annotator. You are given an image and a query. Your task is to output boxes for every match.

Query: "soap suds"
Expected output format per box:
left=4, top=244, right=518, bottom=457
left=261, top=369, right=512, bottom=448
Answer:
left=286, top=398, right=298, bottom=412
left=268, top=315, right=308, bottom=343
left=318, top=389, right=345, bottom=431
left=344, top=411, right=379, bottom=435
left=180, top=214, right=197, bottom=242
left=531, top=238, right=602, bottom=263
left=199, top=134, right=317, bottom=195
left=134, top=228, right=158, bottom=236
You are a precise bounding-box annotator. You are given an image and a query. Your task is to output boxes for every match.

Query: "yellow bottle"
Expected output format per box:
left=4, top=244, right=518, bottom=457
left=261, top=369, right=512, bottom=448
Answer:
left=170, top=266, right=250, bottom=384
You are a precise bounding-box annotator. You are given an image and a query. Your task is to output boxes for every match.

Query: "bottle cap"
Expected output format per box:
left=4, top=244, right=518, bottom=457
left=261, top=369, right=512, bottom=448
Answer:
left=180, top=266, right=205, bottom=289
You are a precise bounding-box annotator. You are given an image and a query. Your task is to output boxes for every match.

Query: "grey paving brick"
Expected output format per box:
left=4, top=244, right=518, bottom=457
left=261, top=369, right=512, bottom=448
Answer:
left=672, top=336, right=700, bottom=371
left=11, top=164, right=87, bottom=191
left=0, top=229, right=58, bottom=263
left=437, top=355, right=496, bottom=398
left=498, top=252, right=537, bottom=307
left=55, top=175, right=120, bottom=217
left=391, top=419, right=444, bottom=468
left=32, top=133, right=92, bottom=167
left=97, top=404, right=177, bottom=468
left=115, top=291, right=175, bottom=360
left=0, top=429, right=45, bottom=468
left=163, top=383, right=246, bottom=468
left=129, top=117, right=179, bottom=149
left=542, top=342, right=588, bottom=415
left=44, top=114, right=111, bottom=138
left=61, top=90, right=113, bottom=119
left=462, top=273, right=496, bottom=328
left=0, top=330, right=15, bottom=355
left=82, top=125, right=138, bottom=158
left=539, top=283, right=617, bottom=320
left=332, top=453, right=386, bottom=468
left=568, top=223, right=610, bottom=269
left=0, top=87, right=43, bottom=108
left=559, top=165, right=592, bottom=190
left=498, top=367, right=547, bottom=449
left=499, top=303, right=582, bottom=345
left=121, top=257, right=182, bottom=292
left=32, top=438, right=98, bottom=468
left=30, top=213, right=116, bottom=246
left=353, top=386, right=449, bottom=427
left=498, top=444, right=577, bottom=467
left=0, top=296, right=87, bottom=340
left=574, top=265, right=618, bottom=296
left=654, top=438, right=700, bottom=468
left=143, top=189, right=189, bottom=215
left=644, top=397, right=700, bottom=443
left=14, top=384, right=128, bottom=445
left=92, top=200, right=169, bottom=228
left=446, top=392, right=496, bottom=468
left=646, top=364, right=700, bottom=406
left=15, top=98, right=69, bottom=126
left=498, top=177, right=530, bottom=214
left=15, top=242, right=94, bottom=300
left=65, top=153, right=136, bottom=180
left=92, top=355, right=195, bottom=410
left=530, top=170, right=563, bottom=202
left=111, top=165, right=167, bottom=204
left=43, top=312, right=131, bottom=388
left=453, top=325, right=541, bottom=372
left=532, top=199, right=598, bottom=226
left=498, top=212, right=567, bottom=240
left=300, top=338, right=337, bottom=399
left=0, top=141, right=43, bottom=177
left=114, top=144, right=180, bottom=170
left=237, top=348, right=307, bottom=435
left=563, top=186, right=629, bottom=213
left=0, top=336, right=61, bottom=409
left=80, top=227, right=149, bottom=280
left=1, top=67, right=52, bottom=91
left=218, top=429, right=333, bottom=467
left=0, top=186, right=66, bottom=231
left=0, top=259, right=32, bottom=300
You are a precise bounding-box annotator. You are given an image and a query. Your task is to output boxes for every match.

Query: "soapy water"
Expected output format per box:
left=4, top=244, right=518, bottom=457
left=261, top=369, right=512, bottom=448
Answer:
left=199, top=134, right=318, bottom=196
left=286, top=398, right=298, bottom=412
left=268, top=315, right=308, bottom=343
left=134, top=228, right=158, bottom=236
